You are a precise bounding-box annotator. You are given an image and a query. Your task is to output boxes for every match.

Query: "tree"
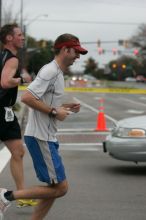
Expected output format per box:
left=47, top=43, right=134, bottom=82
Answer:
left=3, top=2, right=19, bottom=25
left=27, top=40, right=54, bottom=75
left=130, top=24, right=146, bottom=48
left=27, top=36, right=38, bottom=48
left=108, top=56, right=140, bottom=81
left=130, top=24, right=146, bottom=63
left=83, top=57, right=98, bottom=78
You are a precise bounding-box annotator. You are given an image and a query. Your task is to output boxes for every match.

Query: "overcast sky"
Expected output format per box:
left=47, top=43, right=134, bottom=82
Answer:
left=4, top=0, right=146, bottom=71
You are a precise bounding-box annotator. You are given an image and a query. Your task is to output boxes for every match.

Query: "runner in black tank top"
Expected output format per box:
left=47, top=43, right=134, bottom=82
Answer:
left=0, top=48, right=21, bottom=107
left=0, top=23, right=37, bottom=208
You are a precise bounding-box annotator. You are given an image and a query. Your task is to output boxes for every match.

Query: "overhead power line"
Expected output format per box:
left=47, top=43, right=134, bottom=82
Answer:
left=24, top=19, right=143, bottom=26
left=82, top=41, right=118, bottom=44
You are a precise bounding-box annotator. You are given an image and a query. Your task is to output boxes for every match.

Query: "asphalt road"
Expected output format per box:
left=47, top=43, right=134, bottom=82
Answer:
left=1, top=91, right=146, bottom=220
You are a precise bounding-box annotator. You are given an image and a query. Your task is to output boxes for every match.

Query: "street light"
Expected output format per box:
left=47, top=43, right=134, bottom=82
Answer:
left=22, top=14, right=48, bottom=51
left=25, top=14, right=48, bottom=27
left=21, top=14, right=48, bottom=70
left=20, top=0, right=48, bottom=44
left=23, top=14, right=48, bottom=47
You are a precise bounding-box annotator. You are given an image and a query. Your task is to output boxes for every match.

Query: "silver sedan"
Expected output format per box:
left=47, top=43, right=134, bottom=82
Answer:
left=103, top=115, right=146, bottom=163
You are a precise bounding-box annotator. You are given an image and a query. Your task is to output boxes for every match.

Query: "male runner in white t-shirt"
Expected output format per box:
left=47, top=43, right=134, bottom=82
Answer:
left=0, top=33, right=88, bottom=220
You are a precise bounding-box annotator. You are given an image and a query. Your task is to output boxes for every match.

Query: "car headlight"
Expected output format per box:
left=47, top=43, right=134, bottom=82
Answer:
left=112, top=127, right=146, bottom=138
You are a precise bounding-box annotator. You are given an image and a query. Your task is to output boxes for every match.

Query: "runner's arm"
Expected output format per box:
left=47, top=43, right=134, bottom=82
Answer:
left=1, top=57, right=21, bottom=88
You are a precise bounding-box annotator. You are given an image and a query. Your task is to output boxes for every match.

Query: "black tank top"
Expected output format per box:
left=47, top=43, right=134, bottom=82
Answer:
left=0, top=49, right=21, bottom=107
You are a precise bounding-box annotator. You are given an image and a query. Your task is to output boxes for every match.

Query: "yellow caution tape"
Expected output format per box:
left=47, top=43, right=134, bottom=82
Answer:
left=19, top=85, right=27, bottom=91
left=19, top=86, right=146, bottom=94
left=64, top=87, right=146, bottom=94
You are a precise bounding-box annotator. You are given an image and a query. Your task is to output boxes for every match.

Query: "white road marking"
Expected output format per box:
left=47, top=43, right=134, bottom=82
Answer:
left=59, top=128, right=99, bottom=132
left=58, top=128, right=111, bottom=134
left=127, top=109, right=144, bottom=114
left=140, top=97, right=146, bottom=100
left=120, top=97, right=146, bottom=107
left=61, top=143, right=102, bottom=146
left=73, top=97, right=117, bottom=124
left=0, top=213, right=4, bottom=220
left=94, top=97, right=103, bottom=100
left=61, top=147, right=100, bottom=151
left=0, top=147, right=11, bottom=173
left=60, top=143, right=102, bottom=151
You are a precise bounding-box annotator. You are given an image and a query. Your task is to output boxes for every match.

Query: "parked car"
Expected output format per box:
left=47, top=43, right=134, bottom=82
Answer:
left=82, top=75, right=100, bottom=87
left=103, top=115, right=146, bottom=163
left=69, top=75, right=100, bottom=87
left=136, top=75, right=146, bottom=82
left=125, top=77, right=136, bottom=82
left=69, top=76, right=87, bottom=87
left=82, top=74, right=97, bottom=81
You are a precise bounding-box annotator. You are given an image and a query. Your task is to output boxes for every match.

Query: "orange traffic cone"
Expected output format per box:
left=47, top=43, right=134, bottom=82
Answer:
left=95, top=98, right=108, bottom=131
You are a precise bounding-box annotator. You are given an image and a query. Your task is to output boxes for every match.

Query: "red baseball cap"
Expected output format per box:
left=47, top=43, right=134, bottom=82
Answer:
left=54, top=39, right=88, bottom=55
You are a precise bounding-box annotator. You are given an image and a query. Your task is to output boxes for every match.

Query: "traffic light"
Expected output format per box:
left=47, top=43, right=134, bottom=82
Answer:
left=112, top=63, right=117, bottom=69
left=97, top=47, right=104, bottom=55
left=121, top=64, right=126, bottom=69
left=112, top=48, right=117, bottom=55
left=133, top=49, right=139, bottom=56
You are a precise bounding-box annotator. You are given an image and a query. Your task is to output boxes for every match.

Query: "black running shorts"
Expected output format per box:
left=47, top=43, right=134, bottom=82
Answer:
left=0, top=107, right=21, bottom=141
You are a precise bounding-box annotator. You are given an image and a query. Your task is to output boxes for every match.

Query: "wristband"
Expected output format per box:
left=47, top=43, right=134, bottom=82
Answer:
left=49, top=108, right=57, bottom=117
left=20, top=76, right=24, bottom=84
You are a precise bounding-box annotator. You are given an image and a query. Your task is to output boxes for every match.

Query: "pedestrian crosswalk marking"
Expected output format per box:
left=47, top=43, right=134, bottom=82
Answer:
left=0, top=147, right=11, bottom=173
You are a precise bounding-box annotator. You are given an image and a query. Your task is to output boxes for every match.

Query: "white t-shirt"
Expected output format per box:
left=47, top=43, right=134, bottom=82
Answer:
left=24, top=60, right=64, bottom=141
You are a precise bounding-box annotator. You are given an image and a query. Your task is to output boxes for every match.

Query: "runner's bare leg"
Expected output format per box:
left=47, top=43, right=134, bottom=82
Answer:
left=4, top=139, right=25, bottom=190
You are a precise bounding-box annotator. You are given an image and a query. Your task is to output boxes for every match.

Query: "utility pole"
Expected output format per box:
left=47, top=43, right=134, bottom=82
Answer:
left=20, top=0, right=23, bottom=29
left=20, top=0, right=25, bottom=69
left=0, top=0, right=2, bottom=50
left=0, top=0, right=2, bottom=29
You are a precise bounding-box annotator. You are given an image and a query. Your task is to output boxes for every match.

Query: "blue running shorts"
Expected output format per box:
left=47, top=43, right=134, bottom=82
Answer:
left=24, top=136, right=66, bottom=185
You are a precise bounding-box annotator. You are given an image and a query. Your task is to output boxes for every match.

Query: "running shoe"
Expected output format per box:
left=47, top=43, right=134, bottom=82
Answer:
left=16, top=199, right=38, bottom=208
left=0, top=188, right=11, bottom=214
